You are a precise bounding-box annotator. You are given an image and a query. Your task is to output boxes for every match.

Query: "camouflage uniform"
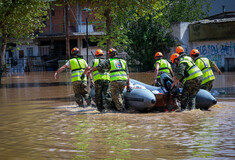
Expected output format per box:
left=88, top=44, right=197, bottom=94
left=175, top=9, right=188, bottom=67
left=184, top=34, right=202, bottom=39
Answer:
left=194, top=57, right=216, bottom=91
left=175, top=62, right=203, bottom=110
left=97, top=58, right=129, bottom=111
left=66, top=57, right=91, bottom=107
left=154, top=58, right=173, bottom=87
left=72, top=81, right=91, bottom=107
left=179, top=53, right=194, bottom=63
left=201, top=80, right=214, bottom=91
left=89, top=58, right=112, bottom=112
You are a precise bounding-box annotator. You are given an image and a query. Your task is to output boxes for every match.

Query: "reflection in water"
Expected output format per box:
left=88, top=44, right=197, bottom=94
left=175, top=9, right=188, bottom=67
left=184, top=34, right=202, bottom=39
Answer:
left=0, top=72, right=234, bottom=159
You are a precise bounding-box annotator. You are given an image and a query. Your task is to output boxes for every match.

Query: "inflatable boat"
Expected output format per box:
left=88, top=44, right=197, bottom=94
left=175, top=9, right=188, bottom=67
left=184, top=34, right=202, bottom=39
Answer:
left=90, top=73, right=217, bottom=112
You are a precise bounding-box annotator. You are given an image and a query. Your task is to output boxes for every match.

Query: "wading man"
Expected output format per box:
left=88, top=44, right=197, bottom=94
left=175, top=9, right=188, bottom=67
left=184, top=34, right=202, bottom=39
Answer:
left=190, top=49, right=222, bottom=91
left=170, top=53, right=203, bottom=111
left=88, top=48, right=130, bottom=112
left=54, top=47, right=91, bottom=107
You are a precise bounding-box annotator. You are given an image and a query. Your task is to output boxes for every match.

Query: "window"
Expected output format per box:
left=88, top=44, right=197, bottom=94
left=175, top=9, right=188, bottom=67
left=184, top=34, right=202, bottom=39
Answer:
left=27, top=48, right=33, bottom=57
left=82, top=39, right=98, bottom=48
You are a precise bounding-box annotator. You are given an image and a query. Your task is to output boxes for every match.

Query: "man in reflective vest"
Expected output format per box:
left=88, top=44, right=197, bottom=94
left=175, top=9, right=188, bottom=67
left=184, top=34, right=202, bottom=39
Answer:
left=54, top=47, right=91, bottom=107
left=87, top=49, right=112, bottom=112
left=171, top=53, right=203, bottom=111
left=176, top=46, right=194, bottom=63
left=153, top=52, right=174, bottom=86
left=190, top=49, right=222, bottom=91
left=88, top=48, right=130, bottom=112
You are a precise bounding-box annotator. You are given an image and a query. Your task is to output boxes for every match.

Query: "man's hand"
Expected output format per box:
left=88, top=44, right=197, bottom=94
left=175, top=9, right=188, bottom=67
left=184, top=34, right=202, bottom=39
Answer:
left=54, top=72, right=58, bottom=80
left=153, top=79, right=157, bottom=86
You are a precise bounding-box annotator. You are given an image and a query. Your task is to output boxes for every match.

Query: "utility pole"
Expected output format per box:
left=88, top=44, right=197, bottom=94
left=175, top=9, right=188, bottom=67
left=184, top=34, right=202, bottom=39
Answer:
left=66, top=2, right=70, bottom=59
left=83, top=8, right=91, bottom=63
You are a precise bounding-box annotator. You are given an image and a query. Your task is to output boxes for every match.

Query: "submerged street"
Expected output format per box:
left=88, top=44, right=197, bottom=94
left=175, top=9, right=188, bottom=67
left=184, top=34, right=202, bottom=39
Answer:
left=0, top=72, right=234, bottom=159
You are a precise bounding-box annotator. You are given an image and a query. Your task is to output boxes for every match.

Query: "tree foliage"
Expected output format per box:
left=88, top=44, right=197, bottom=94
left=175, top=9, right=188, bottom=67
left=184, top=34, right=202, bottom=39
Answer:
left=125, top=0, right=213, bottom=71
left=80, top=0, right=212, bottom=71
left=0, top=0, right=49, bottom=68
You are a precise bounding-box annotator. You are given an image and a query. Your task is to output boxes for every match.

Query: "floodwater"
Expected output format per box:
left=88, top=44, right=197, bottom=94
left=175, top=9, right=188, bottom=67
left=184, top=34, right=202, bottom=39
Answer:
left=0, top=71, right=234, bottom=160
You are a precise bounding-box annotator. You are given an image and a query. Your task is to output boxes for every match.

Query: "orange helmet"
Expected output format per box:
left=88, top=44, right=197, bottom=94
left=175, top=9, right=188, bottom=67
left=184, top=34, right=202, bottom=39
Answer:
left=71, top=47, right=80, bottom=55
left=176, top=46, right=184, bottom=54
left=190, top=49, right=200, bottom=57
left=170, top=53, right=180, bottom=63
left=95, top=49, right=104, bottom=57
left=154, top=52, right=163, bottom=59
left=108, top=48, right=117, bottom=57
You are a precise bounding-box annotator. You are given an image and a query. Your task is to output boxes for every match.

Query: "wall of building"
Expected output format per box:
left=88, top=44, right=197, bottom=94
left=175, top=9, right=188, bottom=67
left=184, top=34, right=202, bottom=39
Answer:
left=171, top=22, right=235, bottom=71
left=192, top=40, right=235, bottom=71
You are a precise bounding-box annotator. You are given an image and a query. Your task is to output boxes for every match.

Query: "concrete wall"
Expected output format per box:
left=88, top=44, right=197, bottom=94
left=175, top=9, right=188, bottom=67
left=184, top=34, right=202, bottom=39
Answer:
left=192, top=41, right=235, bottom=71
left=189, top=21, right=235, bottom=42
left=171, top=22, right=235, bottom=71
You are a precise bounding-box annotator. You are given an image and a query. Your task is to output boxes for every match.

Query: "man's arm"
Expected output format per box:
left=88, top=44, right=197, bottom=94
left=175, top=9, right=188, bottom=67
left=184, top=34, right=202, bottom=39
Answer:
left=54, top=65, right=68, bottom=79
left=213, top=63, right=222, bottom=75
left=153, top=63, right=159, bottom=84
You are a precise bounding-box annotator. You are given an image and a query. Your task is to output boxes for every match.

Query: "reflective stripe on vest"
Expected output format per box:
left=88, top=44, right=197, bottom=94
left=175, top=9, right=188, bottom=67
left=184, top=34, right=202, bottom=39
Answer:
left=92, top=59, right=110, bottom=82
left=195, top=57, right=215, bottom=85
left=70, top=58, right=87, bottom=82
left=180, top=55, right=194, bottom=63
left=154, top=59, right=172, bottom=78
left=109, top=58, right=128, bottom=81
left=180, top=60, right=203, bottom=84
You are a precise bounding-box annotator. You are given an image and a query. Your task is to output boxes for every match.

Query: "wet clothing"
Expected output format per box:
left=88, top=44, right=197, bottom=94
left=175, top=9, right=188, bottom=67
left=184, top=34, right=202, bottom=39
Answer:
left=67, top=57, right=91, bottom=107
left=175, top=60, right=203, bottom=110
left=180, top=76, right=203, bottom=110
left=94, top=80, right=113, bottom=112
left=200, top=80, right=214, bottom=91
left=110, top=80, right=126, bottom=111
left=89, top=58, right=112, bottom=112
left=194, top=57, right=215, bottom=91
left=72, top=81, right=91, bottom=107
left=97, top=57, right=129, bottom=111
left=154, top=58, right=172, bottom=86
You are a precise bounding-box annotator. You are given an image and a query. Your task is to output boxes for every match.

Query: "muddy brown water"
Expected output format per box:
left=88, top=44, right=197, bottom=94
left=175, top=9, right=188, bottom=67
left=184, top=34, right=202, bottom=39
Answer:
left=0, top=71, right=234, bottom=160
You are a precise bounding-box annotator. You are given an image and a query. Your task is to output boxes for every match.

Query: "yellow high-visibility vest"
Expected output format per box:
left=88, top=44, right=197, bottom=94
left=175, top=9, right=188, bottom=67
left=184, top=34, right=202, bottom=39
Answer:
left=92, top=59, right=110, bottom=82
left=179, top=60, right=202, bottom=84
left=70, top=58, right=87, bottom=82
left=154, top=59, right=172, bottom=78
left=195, top=57, right=215, bottom=85
left=109, top=58, right=128, bottom=81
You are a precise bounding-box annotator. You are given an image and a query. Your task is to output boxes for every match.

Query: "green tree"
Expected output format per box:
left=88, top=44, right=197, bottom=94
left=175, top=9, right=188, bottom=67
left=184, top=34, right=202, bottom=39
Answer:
left=125, top=0, right=212, bottom=71
left=126, top=15, right=176, bottom=71
left=0, top=0, right=49, bottom=70
left=80, top=0, right=168, bottom=55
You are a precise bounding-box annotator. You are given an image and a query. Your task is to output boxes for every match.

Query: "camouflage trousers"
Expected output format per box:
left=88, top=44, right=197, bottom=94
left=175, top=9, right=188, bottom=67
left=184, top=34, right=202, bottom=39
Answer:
left=72, top=81, right=91, bottom=107
left=110, top=80, right=127, bottom=111
left=94, top=80, right=113, bottom=112
left=201, top=80, right=214, bottom=91
left=181, top=76, right=203, bottom=110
